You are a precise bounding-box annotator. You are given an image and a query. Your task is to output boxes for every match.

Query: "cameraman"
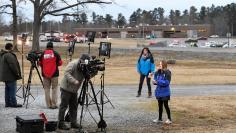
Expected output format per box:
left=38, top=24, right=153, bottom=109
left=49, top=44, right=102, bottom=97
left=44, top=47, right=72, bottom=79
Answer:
left=39, top=42, right=62, bottom=109
left=58, top=54, right=90, bottom=130
left=0, top=43, right=22, bottom=108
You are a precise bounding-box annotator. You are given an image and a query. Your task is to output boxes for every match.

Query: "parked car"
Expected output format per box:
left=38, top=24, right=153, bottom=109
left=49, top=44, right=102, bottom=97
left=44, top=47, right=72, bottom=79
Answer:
left=169, top=40, right=186, bottom=47
left=204, top=41, right=217, bottom=47
left=197, top=36, right=208, bottom=40
left=204, top=41, right=224, bottom=48
left=40, top=35, right=47, bottom=42
left=185, top=38, right=198, bottom=43
left=222, top=43, right=236, bottom=48
left=64, top=34, right=87, bottom=43
left=190, top=42, right=198, bottom=47
left=64, top=34, right=76, bottom=43
left=4, top=35, right=14, bottom=41
left=47, top=36, right=61, bottom=42
left=209, top=35, right=219, bottom=38
left=76, top=36, right=87, bottom=43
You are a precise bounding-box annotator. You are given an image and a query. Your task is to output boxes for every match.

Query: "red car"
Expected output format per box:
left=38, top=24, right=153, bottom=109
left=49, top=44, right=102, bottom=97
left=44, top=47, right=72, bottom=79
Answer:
left=64, top=34, right=76, bottom=43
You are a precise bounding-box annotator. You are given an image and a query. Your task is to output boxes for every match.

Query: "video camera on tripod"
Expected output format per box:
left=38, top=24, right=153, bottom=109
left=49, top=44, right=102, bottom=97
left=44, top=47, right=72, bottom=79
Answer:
left=79, top=56, right=105, bottom=79
left=23, top=50, right=44, bottom=108
left=26, top=51, right=42, bottom=63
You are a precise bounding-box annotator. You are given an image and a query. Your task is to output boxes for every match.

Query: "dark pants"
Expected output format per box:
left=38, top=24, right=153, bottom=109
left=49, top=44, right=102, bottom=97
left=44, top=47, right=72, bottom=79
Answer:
left=5, top=81, right=17, bottom=106
left=138, top=74, right=151, bottom=94
left=58, top=89, right=78, bottom=124
left=158, top=100, right=171, bottom=121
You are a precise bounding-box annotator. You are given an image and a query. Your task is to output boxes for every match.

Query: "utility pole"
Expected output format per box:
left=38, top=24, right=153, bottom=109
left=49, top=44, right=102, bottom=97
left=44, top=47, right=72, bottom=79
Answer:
left=232, top=23, right=234, bottom=38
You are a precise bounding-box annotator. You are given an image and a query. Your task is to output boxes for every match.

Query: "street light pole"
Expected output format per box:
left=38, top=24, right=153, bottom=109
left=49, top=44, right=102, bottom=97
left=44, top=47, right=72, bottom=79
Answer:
left=232, top=23, right=234, bottom=38
left=228, top=35, right=230, bottom=47
left=26, top=21, right=27, bottom=33
left=143, top=24, right=144, bottom=39
left=227, top=32, right=231, bottom=47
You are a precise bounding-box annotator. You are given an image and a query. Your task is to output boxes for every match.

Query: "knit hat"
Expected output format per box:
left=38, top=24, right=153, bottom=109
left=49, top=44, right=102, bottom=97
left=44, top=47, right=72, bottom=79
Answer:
left=80, top=54, right=90, bottom=61
left=46, top=42, right=53, bottom=48
left=5, top=43, right=13, bottom=50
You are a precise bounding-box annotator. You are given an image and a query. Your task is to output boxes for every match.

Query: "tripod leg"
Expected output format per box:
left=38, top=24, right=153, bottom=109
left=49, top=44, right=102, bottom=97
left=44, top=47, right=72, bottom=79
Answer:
left=23, top=65, right=33, bottom=105
left=83, top=81, right=99, bottom=124
left=25, top=85, right=31, bottom=109
left=16, top=85, right=23, bottom=98
left=35, top=66, right=44, bottom=88
left=88, top=90, right=100, bottom=105
left=103, top=92, right=115, bottom=109
left=23, top=84, right=29, bottom=105
left=101, top=72, right=115, bottom=109
left=89, top=80, right=107, bottom=130
left=79, top=80, right=88, bottom=127
left=88, top=42, right=91, bottom=55
left=23, top=64, right=36, bottom=108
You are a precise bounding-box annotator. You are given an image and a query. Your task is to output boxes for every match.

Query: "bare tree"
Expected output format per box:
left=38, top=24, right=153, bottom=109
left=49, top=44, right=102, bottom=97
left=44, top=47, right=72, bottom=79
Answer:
left=0, top=0, right=18, bottom=51
left=0, top=14, right=3, bottom=24
left=26, top=0, right=111, bottom=51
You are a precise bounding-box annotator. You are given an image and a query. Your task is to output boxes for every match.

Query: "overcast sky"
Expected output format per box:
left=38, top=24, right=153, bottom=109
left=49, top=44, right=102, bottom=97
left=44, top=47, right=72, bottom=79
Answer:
left=89, top=0, right=236, bottom=19
left=1, top=0, right=236, bottom=22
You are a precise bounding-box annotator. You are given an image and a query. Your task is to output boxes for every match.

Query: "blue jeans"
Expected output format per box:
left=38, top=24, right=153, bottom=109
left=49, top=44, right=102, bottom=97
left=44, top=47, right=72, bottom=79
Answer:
left=5, top=81, right=17, bottom=106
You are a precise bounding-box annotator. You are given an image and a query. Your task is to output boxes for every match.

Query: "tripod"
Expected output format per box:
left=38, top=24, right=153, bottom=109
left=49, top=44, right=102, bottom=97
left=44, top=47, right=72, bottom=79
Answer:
left=89, top=58, right=114, bottom=109
left=97, top=72, right=115, bottom=108
left=16, top=40, right=26, bottom=99
left=88, top=42, right=91, bottom=55
left=23, top=60, right=44, bottom=108
left=78, top=77, right=107, bottom=132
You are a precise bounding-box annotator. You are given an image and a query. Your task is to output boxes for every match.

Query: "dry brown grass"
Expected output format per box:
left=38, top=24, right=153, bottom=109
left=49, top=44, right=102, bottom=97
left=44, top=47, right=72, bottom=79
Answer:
left=0, top=41, right=236, bottom=85
left=128, top=95, right=236, bottom=133
left=6, top=51, right=236, bottom=86
left=105, top=57, right=236, bottom=85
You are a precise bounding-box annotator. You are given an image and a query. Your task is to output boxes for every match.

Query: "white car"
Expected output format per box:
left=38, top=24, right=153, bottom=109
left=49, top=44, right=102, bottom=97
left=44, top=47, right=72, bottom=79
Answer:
left=222, top=43, right=236, bottom=48
left=39, top=35, right=47, bottom=42
left=76, top=36, right=88, bottom=43
left=169, top=43, right=179, bottom=47
left=4, top=36, right=14, bottom=41
left=204, top=41, right=218, bottom=47
left=209, top=35, right=219, bottom=38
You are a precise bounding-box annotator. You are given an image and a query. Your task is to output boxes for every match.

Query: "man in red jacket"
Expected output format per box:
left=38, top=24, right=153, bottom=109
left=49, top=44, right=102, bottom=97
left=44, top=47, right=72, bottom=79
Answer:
left=39, top=42, right=62, bottom=109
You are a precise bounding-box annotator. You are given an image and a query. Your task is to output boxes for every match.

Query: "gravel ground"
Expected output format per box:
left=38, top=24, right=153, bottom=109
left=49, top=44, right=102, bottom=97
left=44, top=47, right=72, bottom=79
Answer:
left=0, top=85, right=236, bottom=133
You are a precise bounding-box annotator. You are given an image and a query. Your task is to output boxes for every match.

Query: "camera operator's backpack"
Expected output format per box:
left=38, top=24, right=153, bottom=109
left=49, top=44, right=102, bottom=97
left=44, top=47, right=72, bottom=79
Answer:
left=41, top=50, right=57, bottom=78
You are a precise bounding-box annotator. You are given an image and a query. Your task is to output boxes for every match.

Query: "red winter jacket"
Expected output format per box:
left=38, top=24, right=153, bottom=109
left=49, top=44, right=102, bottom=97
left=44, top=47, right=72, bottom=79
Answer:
left=39, top=49, right=62, bottom=78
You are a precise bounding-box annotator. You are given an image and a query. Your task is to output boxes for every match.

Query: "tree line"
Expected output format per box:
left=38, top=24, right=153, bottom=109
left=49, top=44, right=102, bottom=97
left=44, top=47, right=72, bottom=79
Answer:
left=0, top=0, right=111, bottom=51
left=0, top=1, right=236, bottom=50
left=41, top=3, right=236, bottom=36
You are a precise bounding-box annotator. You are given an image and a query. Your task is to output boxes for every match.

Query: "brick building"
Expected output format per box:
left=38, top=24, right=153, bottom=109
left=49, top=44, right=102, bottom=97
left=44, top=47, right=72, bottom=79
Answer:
left=74, top=24, right=213, bottom=38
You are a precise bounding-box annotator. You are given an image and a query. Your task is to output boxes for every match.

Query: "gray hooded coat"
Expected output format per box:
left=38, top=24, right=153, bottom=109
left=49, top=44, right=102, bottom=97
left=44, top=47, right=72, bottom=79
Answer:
left=0, top=49, right=21, bottom=82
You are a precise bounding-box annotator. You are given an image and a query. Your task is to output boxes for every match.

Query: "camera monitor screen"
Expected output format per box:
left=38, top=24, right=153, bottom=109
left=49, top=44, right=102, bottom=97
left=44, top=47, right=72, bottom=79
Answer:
left=99, top=42, right=111, bottom=58
left=86, top=31, right=96, bottom=43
